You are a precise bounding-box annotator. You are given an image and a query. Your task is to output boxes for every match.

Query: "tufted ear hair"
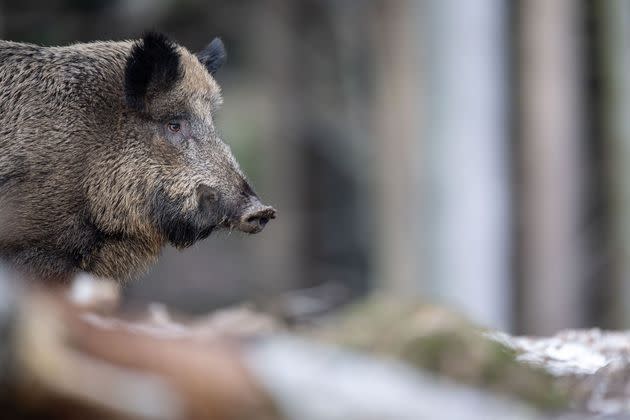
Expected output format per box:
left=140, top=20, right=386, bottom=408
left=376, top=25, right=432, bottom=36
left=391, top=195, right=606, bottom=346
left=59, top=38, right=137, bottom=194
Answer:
left=195, top=37, right=226, bottom=75
left=124, top=32, right=182, bottom=112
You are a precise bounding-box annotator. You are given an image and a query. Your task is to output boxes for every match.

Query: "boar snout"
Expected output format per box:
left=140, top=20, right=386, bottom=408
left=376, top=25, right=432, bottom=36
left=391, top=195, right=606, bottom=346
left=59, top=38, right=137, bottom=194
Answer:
left=238, top=199, right=276, bottom=234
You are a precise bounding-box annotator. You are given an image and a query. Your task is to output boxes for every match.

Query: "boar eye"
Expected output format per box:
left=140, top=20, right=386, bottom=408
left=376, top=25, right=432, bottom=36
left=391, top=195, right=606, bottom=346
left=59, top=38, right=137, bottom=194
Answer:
left=167, top=122, right=181, bottom=133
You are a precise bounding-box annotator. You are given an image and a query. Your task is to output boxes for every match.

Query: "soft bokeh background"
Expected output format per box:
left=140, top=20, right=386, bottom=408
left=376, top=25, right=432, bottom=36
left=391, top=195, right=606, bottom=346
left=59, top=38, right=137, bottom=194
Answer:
left=1, top=0, right=629, bottom=335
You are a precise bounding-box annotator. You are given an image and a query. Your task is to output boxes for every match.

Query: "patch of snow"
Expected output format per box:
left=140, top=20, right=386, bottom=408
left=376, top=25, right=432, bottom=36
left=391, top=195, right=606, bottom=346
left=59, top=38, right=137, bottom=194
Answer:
left=487, top=330, right=626, bottom=376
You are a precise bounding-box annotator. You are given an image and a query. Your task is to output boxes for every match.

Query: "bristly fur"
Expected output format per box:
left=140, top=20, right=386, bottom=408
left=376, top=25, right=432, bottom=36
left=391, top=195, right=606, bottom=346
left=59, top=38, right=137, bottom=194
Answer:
left=0, top=33, right=271, bottom=283
left=195, top=37, right=226, bottom=75
left=124, top=32, right=182, bottom=112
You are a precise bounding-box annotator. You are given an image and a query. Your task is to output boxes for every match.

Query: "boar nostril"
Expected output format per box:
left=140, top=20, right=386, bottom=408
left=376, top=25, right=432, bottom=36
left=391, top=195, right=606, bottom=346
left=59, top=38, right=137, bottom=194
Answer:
left=246, top=215, right=269, bottom=227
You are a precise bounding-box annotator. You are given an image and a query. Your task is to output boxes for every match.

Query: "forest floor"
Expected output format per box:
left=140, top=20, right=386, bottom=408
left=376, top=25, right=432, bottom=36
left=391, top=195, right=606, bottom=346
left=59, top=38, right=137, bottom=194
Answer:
left=3, top=274, right=630, bottom=419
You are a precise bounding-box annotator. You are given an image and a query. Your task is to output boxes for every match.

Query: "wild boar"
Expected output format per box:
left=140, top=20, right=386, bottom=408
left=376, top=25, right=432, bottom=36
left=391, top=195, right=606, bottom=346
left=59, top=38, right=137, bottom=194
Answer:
left=0, top=32, right=276, bottom=282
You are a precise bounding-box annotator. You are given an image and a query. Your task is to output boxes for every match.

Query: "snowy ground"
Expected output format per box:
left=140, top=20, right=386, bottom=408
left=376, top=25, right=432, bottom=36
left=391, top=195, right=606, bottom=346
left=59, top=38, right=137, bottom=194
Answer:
left=489, top=329, right=630, bottom=416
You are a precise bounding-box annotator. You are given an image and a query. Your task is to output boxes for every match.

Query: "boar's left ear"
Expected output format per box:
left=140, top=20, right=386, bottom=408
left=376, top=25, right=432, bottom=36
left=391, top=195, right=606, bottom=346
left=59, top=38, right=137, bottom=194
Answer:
left=196, top=37, right=226, bottom=75
left=124, top=32, right=182, bottom=112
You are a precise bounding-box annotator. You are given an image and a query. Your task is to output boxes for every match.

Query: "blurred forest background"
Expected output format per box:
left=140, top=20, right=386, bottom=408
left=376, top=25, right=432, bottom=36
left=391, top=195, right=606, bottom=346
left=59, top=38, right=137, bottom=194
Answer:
left=1, top=0, right=630, bottom=335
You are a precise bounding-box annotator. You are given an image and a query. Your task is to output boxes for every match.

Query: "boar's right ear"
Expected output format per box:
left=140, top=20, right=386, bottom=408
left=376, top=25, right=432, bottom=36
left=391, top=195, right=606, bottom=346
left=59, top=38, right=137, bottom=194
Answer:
left=196, top=37, right=226, bottom=75
left=124, top=32, right=182, bottom=112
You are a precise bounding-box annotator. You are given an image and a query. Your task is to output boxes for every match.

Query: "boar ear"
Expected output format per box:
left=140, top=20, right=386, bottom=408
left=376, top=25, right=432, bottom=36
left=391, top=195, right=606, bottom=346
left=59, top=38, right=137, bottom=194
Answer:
left=196, top=37, right=226, bottom=75
left=124, top=32, right=182, bottom=112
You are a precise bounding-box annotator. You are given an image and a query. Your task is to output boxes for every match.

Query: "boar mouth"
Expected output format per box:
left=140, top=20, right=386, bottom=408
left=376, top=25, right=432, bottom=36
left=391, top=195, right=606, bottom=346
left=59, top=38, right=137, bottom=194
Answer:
left=167, top=222, right=216, bottom=249
left=152, top=188, right=222, bottom=248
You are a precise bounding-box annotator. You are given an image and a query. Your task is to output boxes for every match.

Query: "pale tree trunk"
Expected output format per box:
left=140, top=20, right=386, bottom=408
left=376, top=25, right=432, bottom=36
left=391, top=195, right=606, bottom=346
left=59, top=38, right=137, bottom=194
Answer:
left=519, top=0, right=586, bottom=334
left=420, top=0, right=511, bottom=330
left=374, top=1, right=511, bottom=330
left=599, top=1, right=630, bottom=328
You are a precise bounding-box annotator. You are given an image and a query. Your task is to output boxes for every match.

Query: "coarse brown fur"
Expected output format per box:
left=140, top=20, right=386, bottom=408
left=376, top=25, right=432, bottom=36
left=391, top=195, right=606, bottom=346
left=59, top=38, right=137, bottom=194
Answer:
left=0, top=33, right=275, bottom=282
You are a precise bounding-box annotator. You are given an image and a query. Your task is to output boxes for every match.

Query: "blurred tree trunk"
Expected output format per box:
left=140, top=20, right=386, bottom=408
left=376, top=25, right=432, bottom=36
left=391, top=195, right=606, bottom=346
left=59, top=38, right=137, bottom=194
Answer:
left=518, top=0, right=586, bottom=334
left=374, top=1, right=511, bottom=330
left=599, top=1, right=630, bottom=328
left=373, top=2, right=424, bottom=295
left=421, top=0, right=511, bottom=330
